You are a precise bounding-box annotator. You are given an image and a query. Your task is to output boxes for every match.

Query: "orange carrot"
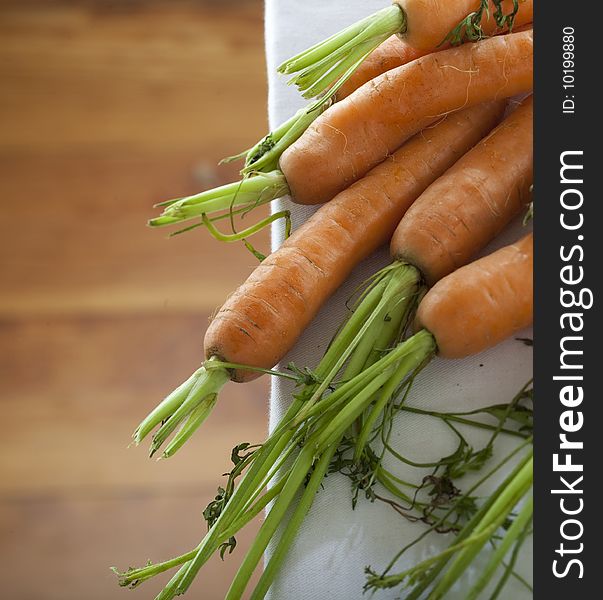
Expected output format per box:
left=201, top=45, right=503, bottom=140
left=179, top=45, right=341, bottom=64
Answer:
left=205, top=102, right=505, bottom=382
left=337, top=22, right=533, bottom=99
left=392, top=95, right=533, bottom=284
left=417, top=232, right=533, bottom=358
left=280, top=30, right=533, bottom=205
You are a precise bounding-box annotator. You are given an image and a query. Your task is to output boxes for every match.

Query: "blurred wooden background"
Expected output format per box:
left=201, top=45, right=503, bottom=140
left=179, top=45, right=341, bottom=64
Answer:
left=0, top=1, right=270, bottom=598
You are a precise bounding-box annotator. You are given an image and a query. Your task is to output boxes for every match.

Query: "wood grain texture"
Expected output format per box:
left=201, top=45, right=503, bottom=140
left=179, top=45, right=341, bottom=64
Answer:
left=0, top=1, right=272, bottom=598
left=0, top=153, right=269, bottom=316
left=0, top=0, right=267, bottom=153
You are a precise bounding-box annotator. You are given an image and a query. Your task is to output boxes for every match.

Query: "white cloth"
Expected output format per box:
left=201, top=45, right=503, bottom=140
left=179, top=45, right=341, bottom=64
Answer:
left=265, top=2, right=533, bottom=598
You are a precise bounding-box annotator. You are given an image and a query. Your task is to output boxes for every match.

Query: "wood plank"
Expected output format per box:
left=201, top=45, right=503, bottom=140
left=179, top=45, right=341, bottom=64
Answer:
left=0, top=492, right=262, bottom=600
left=0, top=0, right=273, bottom=318
left=0, top=312, right=268, bottom=598
left=0, top=0, right=268, bottom=154
left=0, top=314, right=269, bottom=494
left=0, top=3, right=273, bottom=598
left=0, top=153, right=271, bottom=317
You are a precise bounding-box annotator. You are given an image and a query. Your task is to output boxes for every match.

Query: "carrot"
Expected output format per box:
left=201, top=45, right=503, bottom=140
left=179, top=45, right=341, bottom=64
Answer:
left=205, top=102, right=505, bottom=383
left=279, top=1, right=533, bottom=100
left=142, top=97, right=534, bottom=460
left=225, top=22, right=533, bottom=178
left=392, top=95, right=533, bottom=284
left=145, top=97, right=532, bottom=458
left=229, top=21, right=532, bottom=176
left=337, top=21, right=533, bottom=99
left=280, top=29, right=533, bottom=205
left=417, top=232, right=533, bottom=358
left=135, top=101, right=505, bottom=457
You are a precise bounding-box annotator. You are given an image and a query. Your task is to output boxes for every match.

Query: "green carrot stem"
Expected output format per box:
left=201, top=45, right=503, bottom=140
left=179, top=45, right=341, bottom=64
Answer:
left=355, top=386, right=395, bottom=460
left=344, top=314, right=402, bottom=438
left=366, top=449, right=533, bottom=596
left=202, top=210, right=291, bottom=243
left=307, top=333, right=434, bottom=457
left=181, top=328, right=431, bottom=598
left=137, top=354, right=305, bottom=459
left=115, top=474, right=291, bottom=589
left=160, top=202, right=277, bottom=238
left=377, top=441, right=532, bottom=587
left=490, top=515, right=533, bottom=599
left=376, top=465, right=417, bottom=494
left=398, top=406, right=530, bottom=439
left=149, top=171, right=289, bottom=228
left=128, top=403, right=307, bottom=590
left=336, top=263, right=420, bottom=379
left=240, top=100, right=330, bottom=174
left=356, top=283, right=417, bottom=373
left=184, top=326, right=428, bottom=597
left=295, top=329, right=434, bottom=430
left=294, top=37, right=376, bottom=100
left=291, top=338, right=401, bottom=428
left=237, top=430, right=305, bottom=517
left=326, top=336, right=433, bottom=452
left=466, top=494, right=533, bottom=600
left=278, top=6, right=406, bottom=99
left=154, top=565, right=188, bottom=600
left=400, top=453, right=532, bottom=600
left=171, top=399, right=305, bottom=592
left=163, top=390, right=320, bottom=593
left=132, top=367, right=204, bottom=444
left=160, top=393, right=219, bottom=458
left=313, top=370, right=397, bottom=451
left=307, top=273, right=390, bottom=378
left=428, top=457, right=533, bottom=599
left=149, top=366, right=229, bottom=457
left=217, top=448, right=315, bottom=600
left=340, top=275, right=406, bottom=379
left=204, top=359, right=300, bottom=383
left=353, top=337, right=433, bottom=462
left=249, top=445, right=337, bottom=600
left=369, top=523, right=502, bottom=590
left=279, top=10, right=388, bottom=74
left=296, top=264, right=421, bottom=419
left=374, top=469, right=415, bottom=505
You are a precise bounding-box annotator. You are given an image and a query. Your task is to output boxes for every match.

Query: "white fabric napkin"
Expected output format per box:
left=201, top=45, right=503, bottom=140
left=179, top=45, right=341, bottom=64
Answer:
left=264, top=2, right=533, bottom=598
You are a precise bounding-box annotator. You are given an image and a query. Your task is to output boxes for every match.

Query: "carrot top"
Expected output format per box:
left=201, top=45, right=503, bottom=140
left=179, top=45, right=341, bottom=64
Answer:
left=148, top=170, right=290, bottom=243
left=444, top=0, right=520, bottom=46
left=278, top=5, right=406, bottom=101
left=222, top=99, right=331, bottom=175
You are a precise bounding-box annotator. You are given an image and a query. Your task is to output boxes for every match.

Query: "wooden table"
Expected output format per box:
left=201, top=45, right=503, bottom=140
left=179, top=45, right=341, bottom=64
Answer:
left=0, top=1, right=270, bottom=597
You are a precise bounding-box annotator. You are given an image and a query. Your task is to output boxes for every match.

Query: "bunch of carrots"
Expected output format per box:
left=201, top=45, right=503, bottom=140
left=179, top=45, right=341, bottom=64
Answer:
left=115, top=1, right=534, bottom=598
